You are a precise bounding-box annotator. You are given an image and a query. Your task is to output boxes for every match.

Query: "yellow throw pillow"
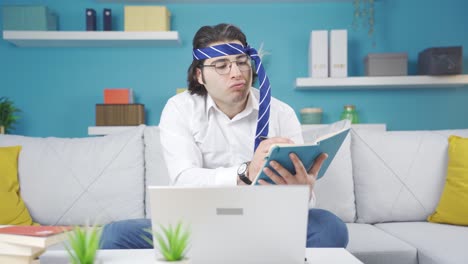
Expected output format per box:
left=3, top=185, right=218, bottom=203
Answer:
left=428, top=135, right=468, bottom=226
left=0, top=146, right=35, bottom=225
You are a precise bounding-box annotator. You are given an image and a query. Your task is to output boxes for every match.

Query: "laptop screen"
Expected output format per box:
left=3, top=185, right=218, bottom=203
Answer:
left=148, top=185, right=309, bottom=264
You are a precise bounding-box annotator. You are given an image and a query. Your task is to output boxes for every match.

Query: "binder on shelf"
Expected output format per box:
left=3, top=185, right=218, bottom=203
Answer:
left=103, top=8, right=112, bottom=31
left=104, top=88, right=134, bottom=104
left=96, top=104, right=145, bottom=126
left=124, top=6, right=171, bottom=31
left=309, top=30, right=328, bottom=78
left=2, top=5, right=58, bottom=31
left=330, top=29, right=348, bottom=77
left=86, top=8, right=97, bottom=31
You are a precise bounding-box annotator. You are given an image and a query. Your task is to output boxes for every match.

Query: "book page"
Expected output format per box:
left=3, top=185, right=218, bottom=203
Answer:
left=303, top=119, right=351, bottom=144
left=267, top=120, right=351, bottom=150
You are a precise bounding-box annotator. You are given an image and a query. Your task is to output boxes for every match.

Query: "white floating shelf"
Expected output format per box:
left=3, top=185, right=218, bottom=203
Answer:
left=96, top=0, right=352, bottom=2
left=302, top=124, right=386, bottom=131
left=3, top=30, right=180, bottom=47
left=88, top=126, right=139, bottom=136
left=296, top=75, right=468, bottom=90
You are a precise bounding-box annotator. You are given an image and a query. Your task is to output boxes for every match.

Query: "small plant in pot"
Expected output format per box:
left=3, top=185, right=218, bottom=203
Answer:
left=142, top=221, right=191, bottom=263
left=64, top=224, right=102, bottom=264
left=0, top=97, right=21, bottom=134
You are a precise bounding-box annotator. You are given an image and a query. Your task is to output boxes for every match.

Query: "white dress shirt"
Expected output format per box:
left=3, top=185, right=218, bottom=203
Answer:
left=159, top=88, right=316, bottom=207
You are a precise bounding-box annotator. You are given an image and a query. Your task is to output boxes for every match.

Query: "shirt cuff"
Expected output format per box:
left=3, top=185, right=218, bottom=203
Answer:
left=214, top=166, right=239, bottom=186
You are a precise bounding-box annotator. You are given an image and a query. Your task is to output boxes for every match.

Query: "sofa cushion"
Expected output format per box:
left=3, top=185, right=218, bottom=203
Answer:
left=0, top=126, right=145, bottom=225
left=0, top=146, right=34, bottom=225
left=376, top=222, right=468, bottom=264
left=143, top=126, right=170, bottom=218
left=346, top=223, right=417, bottom=264
left=428, top=135, right=468, bottom=226
left=351, top=129, right=468, bottom=224
left=303, top=125, right=355, bottom=223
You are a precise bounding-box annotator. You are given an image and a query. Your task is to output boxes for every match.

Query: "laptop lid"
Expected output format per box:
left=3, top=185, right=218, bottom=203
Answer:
left=148, top=185, right=309, bottom=264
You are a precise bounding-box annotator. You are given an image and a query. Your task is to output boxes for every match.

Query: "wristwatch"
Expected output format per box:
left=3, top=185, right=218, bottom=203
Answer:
left=237, top=161, right=252, bottom=185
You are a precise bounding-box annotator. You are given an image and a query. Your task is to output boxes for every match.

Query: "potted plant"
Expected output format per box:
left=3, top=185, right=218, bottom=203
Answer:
left=64, top=224, right=102, bottom=264
left=0, top=96, right=21, bottom=134
left=142, top=221, right=191, bottom=263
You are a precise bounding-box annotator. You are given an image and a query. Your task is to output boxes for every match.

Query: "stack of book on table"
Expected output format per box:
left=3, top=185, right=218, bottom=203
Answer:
left=0, top=225, right=72, bottom=264
left=96, top=88, right=145, bottom=126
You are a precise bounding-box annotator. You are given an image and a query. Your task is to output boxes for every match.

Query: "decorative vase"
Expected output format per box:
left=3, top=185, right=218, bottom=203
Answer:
left=0, top=126, right=4, bottom=134
left=340, top=105, right=359, bottom=124
left=300, top=108, right=323, bottom=124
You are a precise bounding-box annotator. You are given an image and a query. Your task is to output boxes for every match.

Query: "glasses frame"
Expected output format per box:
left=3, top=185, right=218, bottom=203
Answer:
left=201, top=55, right=252, bottom=75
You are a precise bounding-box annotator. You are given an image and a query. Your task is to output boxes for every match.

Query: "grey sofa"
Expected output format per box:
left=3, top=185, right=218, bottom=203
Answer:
left=321, top=128, right=468, bottom=264
left=1, top=125, right=467, bottom=264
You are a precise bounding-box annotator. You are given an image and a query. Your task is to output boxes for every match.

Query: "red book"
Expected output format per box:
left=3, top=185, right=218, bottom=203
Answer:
left=0, top=226, right=72, bottom=237
left=104, top=88, right=134, bottom=104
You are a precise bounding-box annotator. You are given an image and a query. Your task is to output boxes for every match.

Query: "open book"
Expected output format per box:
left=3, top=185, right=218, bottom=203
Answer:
left=252, top=120, right=350, bottom=185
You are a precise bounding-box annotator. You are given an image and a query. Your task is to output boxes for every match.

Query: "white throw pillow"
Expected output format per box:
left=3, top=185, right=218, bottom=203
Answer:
left=352, top=129, right=468, bottom=224
left=143, top=126, right=170, bottom=218
left=303, top=127, right=356, bottom=223
left=0, top=126, right=145, bottom=225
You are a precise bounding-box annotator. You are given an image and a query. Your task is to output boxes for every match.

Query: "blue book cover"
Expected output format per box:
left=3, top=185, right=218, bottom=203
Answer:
left=252, top=126, right=350, bottom=185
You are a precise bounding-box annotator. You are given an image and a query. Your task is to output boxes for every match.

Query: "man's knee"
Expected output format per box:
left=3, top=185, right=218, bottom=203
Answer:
left=100, top=219, right=152, bottom=249
left=307, top=209, right=349, bottom=248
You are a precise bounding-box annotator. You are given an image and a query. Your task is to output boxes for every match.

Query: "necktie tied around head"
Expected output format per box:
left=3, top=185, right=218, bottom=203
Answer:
left=193, top=43, right=271, bottom=152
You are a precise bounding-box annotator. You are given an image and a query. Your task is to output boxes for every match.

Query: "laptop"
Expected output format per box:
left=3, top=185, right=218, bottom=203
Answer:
left=148, top=185, right=309, bottom=264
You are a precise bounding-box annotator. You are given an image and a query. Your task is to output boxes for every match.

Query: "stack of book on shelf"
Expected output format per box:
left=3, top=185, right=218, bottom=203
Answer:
left=96, top=88, right=145, bottom=126
left=0, top=225, right=72, bottom=264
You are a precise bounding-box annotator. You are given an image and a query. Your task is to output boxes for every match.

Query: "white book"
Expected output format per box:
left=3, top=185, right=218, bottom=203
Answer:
left=0, top=254, right=40, bottom=264
left=309, top=30, right=328, bottom=78
left=0, top=241, right=44, bottom=257
left=330, top=29, right=348, bottom=77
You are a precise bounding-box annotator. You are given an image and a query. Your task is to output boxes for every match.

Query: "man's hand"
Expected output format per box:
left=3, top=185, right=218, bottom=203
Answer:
left=248, top=137, right=294, bottom=182
left=258, top=152, right=328, bottom=197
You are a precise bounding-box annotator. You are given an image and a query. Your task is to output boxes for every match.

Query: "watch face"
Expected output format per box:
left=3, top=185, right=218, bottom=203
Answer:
left=237, top=163, right=247, bottom=174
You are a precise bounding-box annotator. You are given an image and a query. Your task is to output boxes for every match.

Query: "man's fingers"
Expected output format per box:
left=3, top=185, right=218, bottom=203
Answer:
left=289, top=153, right=308, bottom=182
left=308, top=153, right=328, bottom=177
left=259, top=137, right=294, bottom=150
left=268, top=160, right=294, bottom=182
left=263, top=167, right=287, bottom=185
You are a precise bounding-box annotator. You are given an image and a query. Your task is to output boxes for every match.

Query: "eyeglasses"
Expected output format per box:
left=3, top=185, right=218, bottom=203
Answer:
left=201, top=55, right=251, bottom=75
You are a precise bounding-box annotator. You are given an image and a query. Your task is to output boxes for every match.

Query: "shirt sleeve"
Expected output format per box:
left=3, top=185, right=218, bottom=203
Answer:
left=159, top=98, right=238, bottom=186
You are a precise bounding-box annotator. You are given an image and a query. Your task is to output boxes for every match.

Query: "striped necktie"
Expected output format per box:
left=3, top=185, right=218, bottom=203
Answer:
left=193, top=43, right=271, bottom=151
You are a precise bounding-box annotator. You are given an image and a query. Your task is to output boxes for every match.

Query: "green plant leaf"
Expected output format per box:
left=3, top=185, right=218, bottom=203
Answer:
left=0, top=97, right=21, bottom=134
left=142, top=221, right=190, bottom=261
left=64, top=224, right=102, bottom=264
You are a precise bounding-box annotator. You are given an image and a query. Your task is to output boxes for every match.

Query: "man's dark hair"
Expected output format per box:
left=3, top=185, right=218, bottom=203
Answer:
left=187, top=23, right=256, bottom=96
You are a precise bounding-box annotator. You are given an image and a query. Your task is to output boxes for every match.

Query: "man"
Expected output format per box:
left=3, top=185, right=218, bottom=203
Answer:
left=100, top=23, right=348, bottom=249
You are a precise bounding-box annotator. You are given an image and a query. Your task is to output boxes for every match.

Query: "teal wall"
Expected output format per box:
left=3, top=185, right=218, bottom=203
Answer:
left=1, top=0, right=468, bottom=137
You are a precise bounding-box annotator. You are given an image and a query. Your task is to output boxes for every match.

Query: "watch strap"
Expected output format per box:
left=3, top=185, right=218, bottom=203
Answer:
left=238, top=162, right=252, bottom=185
